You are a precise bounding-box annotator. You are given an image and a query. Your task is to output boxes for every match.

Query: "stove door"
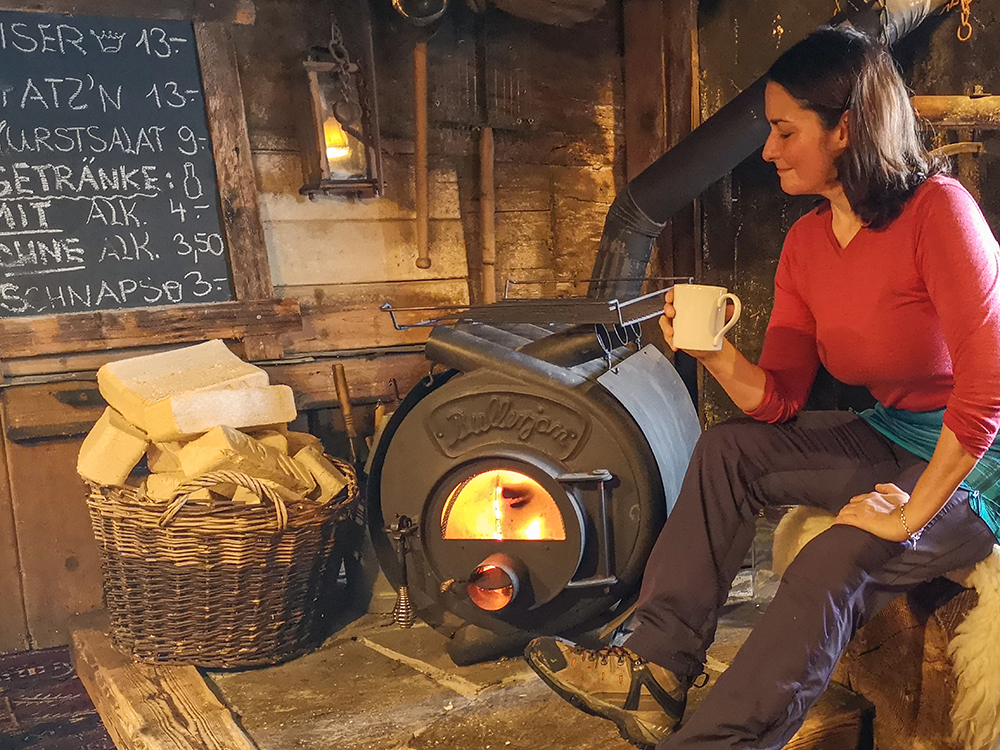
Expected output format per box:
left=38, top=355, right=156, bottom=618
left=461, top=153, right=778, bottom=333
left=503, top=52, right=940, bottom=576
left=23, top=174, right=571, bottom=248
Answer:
left=440, top=467, right=568, bottom=542
left=424, top=457, right=586, bottom=610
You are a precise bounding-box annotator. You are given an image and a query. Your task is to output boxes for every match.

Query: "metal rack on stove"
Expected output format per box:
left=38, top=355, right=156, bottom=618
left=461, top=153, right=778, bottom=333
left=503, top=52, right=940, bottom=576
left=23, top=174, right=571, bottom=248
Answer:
left=380, top=277, right=693, bottom=332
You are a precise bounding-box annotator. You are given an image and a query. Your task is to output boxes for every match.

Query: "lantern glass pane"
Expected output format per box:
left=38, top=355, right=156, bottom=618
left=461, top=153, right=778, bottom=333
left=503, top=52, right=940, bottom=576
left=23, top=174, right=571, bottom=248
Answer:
left=315, top=72, right=368, bottom=180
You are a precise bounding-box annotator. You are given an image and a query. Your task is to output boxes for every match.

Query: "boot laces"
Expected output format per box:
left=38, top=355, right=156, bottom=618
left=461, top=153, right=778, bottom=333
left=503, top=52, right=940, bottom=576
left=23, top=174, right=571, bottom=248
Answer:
left=576, top=645, right=643, bottom=667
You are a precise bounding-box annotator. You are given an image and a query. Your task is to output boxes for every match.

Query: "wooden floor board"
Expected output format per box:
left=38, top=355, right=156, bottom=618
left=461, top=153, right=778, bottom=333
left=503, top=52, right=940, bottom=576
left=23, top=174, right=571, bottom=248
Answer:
left=71, top=629, right=258, bottom=750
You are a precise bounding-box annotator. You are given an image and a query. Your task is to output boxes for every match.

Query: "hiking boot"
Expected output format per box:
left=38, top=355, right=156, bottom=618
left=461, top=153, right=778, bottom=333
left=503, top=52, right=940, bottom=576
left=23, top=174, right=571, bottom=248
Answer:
left=525, top=637, right=689, bottom=748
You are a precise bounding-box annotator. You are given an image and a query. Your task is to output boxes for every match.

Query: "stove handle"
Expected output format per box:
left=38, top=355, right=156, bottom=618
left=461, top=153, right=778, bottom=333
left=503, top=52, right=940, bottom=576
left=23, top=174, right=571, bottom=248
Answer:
left=557, top=470, right=619, bottom=589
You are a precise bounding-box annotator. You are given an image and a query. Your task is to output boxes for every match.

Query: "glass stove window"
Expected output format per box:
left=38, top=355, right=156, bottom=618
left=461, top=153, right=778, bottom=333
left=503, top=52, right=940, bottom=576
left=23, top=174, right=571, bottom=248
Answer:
left=441, top=469, right=566, bottom=541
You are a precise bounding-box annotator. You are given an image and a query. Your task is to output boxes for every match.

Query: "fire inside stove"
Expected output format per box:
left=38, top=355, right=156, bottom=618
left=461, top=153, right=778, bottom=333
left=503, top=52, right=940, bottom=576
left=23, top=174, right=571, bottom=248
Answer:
left=440, top=469, right=566, bottom=541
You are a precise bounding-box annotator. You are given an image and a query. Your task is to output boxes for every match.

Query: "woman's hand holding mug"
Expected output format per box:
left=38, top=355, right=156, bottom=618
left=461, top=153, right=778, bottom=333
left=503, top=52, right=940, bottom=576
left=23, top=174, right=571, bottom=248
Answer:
left=661, top=284, right=741, bottom=358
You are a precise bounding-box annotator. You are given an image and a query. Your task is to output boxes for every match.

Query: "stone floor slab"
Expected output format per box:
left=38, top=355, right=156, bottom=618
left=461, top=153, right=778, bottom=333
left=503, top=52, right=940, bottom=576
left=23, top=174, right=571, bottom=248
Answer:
left=210, top=634, right=466, bottom=750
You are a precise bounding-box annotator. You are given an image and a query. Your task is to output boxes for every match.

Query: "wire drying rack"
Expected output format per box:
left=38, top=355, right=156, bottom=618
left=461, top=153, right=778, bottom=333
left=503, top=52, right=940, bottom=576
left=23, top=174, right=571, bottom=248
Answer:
left=381, top=277, right=692, bottom=331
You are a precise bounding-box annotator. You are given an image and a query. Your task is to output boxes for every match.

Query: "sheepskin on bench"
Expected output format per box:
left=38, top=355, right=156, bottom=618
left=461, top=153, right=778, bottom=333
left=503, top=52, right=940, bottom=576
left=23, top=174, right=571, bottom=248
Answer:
left=772, top=506, right=1000, bottom=750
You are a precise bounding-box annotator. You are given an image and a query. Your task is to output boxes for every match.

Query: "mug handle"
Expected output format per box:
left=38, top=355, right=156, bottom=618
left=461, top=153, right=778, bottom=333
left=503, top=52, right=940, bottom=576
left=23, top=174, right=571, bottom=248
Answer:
left=713, top=293, right=742, bottom=347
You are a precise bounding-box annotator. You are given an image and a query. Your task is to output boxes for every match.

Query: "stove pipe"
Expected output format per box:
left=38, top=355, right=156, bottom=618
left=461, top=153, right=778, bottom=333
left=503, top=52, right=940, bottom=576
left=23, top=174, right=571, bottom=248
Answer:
left=589, top=0, right=950, bottom=301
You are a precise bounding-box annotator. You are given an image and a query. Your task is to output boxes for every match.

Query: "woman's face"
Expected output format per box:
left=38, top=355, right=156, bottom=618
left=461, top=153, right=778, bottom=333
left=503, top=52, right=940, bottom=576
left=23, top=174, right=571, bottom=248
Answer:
left=762, top=82, right=848, bottom=198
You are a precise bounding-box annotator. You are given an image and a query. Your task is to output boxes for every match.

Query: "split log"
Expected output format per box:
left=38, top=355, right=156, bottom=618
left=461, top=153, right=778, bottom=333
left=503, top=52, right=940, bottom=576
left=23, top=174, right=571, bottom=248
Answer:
left=832, top=578, right=976, bottom=750
left=785, top=683, right=874, bottom=750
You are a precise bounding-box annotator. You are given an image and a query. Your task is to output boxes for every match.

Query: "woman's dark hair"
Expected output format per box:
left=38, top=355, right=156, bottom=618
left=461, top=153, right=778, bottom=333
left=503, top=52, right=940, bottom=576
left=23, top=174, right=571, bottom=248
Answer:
left=767, top=25, right=940, bottom=229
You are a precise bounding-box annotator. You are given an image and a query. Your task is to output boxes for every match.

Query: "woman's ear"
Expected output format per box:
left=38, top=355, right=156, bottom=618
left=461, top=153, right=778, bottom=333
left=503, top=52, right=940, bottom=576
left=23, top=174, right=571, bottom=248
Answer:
left=832, top=111, right=850, bottom=151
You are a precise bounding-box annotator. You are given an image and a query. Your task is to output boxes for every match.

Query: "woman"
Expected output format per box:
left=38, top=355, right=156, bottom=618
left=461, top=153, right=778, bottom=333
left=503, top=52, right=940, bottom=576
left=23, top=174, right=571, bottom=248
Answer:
left=525, top=24, right=1000, bottom=750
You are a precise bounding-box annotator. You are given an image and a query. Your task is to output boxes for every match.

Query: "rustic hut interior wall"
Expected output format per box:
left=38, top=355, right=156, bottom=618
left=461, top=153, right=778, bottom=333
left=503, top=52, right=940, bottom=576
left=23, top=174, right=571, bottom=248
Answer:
left=0, top=0, right=996, bottom=662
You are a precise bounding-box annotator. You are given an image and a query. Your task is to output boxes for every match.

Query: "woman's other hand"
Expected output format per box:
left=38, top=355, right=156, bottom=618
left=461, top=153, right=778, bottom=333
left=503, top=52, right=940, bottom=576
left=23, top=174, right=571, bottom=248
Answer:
left=834, top=482, right=911, bottom=542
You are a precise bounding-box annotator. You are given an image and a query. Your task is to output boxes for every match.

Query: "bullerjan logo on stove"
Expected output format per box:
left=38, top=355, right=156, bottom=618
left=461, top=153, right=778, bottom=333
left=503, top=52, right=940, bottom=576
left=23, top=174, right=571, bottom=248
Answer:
left=428, top=393, right=588, bottom=459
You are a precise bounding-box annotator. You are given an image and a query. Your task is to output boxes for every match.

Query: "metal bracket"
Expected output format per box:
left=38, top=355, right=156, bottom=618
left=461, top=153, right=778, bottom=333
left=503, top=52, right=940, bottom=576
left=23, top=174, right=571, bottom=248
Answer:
left=557, top=470, right=618, bottom=589
left=387, top=514, right=419, bottom=549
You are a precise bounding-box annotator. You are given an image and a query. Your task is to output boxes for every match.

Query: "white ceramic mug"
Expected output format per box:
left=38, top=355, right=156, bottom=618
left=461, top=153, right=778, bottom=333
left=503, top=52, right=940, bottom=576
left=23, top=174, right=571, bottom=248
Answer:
left=672, top=284, right=742, bottom=351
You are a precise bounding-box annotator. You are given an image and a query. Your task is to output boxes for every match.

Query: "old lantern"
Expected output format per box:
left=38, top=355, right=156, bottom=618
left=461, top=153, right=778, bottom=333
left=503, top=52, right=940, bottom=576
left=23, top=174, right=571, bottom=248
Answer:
left=301, top=14, right=384, bottom=199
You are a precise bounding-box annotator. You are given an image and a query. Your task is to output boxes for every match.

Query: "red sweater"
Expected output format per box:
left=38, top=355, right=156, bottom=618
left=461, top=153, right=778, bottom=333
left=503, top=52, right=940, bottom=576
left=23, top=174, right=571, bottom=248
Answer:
left=747, top=175, right=1000, bottom=458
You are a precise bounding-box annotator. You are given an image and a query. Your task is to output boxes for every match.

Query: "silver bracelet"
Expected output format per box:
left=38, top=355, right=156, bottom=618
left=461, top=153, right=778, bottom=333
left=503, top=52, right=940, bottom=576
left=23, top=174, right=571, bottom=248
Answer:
left=899, top=504, right=923, bottom=542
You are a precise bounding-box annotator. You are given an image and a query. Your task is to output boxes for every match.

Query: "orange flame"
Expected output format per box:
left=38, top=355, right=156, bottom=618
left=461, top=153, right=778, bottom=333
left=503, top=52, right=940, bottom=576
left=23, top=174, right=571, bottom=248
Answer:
left=441, top=469, right=566, bottom=541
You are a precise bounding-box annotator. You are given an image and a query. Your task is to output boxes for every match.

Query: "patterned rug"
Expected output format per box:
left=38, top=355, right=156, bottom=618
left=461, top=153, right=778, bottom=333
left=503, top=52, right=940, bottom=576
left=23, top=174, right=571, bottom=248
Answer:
left=0, top=647, right=114, bottom=750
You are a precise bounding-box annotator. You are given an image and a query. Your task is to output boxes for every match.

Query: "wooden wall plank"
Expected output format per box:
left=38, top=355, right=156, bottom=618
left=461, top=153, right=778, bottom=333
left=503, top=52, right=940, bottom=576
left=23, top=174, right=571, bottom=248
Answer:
left=4, top=418, right=103, bottom=647
left=0, top=0, right=255, bottom=23
left=291, top=278, right=470, bottom=310
left=258, top=164, right=462, bottom=223
left=72, top=629, right=258, bottom=750
left=265, top=352, right=427, bottom=410
left=0, top=420, right=29, bottom=653
left=623, top=0, right=672, bottom=287
left=0, top=348, right=173, bottom=378
left=283, top=307, right=431, bottom=354
left=3, top=381, right=105, bottom=440
left=0, top=298, right=300, bottom=359
left=0, top=279, right=462, bottom=372
left=266, top=219, right=470, bottom=287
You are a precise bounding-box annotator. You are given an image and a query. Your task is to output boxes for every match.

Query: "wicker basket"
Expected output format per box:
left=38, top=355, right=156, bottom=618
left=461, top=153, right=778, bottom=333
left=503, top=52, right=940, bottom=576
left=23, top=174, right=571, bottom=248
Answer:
left=85, top=460, right=358, bottom=668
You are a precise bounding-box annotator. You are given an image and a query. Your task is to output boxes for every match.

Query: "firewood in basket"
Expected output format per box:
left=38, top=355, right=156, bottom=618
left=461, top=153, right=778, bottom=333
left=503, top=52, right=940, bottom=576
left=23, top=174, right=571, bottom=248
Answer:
left=77, top=407, right=149, bottom=485
left=178, top=426, right=316, bottom=494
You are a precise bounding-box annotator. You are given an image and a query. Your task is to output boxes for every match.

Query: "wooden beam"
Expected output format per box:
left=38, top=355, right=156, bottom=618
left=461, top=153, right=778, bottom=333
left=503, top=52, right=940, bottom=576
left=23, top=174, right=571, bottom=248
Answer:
left=663, top=0, right=698, bottom=281
left=72, top=629, right=259, bottom=750
left=197, top=22, right=272, bottom=304
left=912, top=95, right=1000, bottom=129
left=0, top=298, right=301, bottom=359
left=622, top=0, right=670, bottom=288
left=284, top=307, right=432, bottom=355
left=621, top=0, right=698, bottom=285
left=623, top=0, right=668, bottom=182
left=0, top=0, right=256, bottom=24
left=196, top=21, right=280, bottom=360
left=0, top=347, right=175, bottom=378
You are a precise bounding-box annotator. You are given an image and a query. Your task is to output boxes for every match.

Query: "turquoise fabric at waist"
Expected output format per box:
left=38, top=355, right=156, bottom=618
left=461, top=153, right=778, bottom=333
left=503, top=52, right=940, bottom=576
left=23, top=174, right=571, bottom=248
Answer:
left=857, top=403, right=1000, bottom=540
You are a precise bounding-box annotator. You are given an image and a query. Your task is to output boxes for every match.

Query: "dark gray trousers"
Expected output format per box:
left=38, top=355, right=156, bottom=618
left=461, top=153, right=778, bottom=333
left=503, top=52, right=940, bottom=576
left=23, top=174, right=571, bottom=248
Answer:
left=625, top=411, right=996, bottom=750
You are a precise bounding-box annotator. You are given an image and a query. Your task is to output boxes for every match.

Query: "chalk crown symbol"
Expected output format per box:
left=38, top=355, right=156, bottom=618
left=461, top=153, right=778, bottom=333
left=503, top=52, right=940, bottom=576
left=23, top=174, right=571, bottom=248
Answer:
left=90, top=30, right=126, bottom=53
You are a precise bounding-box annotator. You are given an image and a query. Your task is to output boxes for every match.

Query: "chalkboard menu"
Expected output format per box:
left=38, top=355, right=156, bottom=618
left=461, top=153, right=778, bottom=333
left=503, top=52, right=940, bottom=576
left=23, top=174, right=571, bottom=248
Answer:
left=0, top=10, right=233, bottom=318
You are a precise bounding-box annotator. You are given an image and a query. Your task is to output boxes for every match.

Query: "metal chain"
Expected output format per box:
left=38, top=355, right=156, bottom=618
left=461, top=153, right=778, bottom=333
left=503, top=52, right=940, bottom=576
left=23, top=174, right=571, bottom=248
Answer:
left=945, top=0, right=974, bottom=42
left=325, top=15, right=366, bottom=141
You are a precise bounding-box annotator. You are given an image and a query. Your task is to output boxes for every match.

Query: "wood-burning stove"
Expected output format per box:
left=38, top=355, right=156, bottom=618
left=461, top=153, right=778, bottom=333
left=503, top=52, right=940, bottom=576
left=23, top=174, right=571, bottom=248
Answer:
left=368, top=322, right=700, bottom=663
